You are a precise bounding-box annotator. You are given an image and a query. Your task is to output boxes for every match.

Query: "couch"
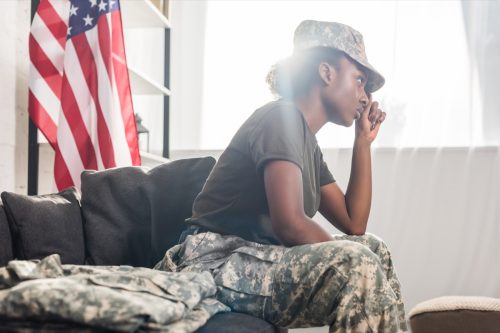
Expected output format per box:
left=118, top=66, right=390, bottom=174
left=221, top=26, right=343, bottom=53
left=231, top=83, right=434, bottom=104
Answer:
left=0, top=157, right=285, bottom=333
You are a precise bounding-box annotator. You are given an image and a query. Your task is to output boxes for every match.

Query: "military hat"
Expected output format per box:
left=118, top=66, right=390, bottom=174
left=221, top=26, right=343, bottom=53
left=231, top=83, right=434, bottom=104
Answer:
left=293, top=20, right=385, bottom=93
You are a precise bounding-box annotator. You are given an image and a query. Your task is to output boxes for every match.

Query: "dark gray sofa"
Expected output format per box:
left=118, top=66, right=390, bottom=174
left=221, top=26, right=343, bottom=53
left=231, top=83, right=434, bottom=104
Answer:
left=0, top=157, right=286, bottom=333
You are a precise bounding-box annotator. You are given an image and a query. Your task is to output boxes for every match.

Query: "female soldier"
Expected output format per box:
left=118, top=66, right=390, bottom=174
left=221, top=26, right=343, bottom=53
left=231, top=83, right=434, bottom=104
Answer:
left=161, top=20, right=408, bottom=333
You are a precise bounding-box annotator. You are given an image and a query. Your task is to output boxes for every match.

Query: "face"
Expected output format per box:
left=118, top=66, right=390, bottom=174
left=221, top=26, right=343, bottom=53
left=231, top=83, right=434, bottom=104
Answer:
left=319, top=56, right=370, bottom=126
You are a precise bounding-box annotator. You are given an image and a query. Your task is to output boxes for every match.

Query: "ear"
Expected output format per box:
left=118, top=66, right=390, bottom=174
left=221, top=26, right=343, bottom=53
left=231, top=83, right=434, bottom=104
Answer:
left=318, top=62, right=337, bottom=86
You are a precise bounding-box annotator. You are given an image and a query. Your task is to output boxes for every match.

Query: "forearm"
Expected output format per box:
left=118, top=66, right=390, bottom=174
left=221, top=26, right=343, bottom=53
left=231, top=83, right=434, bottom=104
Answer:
left=344, top=138, right=372, bottom=234
left=275, top=216, right=334, bottom=246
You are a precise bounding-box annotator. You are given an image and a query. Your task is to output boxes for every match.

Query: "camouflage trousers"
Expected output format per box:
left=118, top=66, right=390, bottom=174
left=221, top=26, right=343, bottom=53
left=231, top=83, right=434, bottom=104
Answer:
left=158, top=231, right=408, bottom=333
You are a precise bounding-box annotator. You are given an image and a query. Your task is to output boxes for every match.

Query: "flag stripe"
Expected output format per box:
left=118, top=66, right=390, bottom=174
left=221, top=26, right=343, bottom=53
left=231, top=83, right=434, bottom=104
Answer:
left=89, top=25, right=131, bottom=166
left=71, top=33, right=116, bottom=168
left=56, top=112, right=86, bottom=189
left=29, top=35, right=62, bottom=99
left=63, top=42, right=105, bottom=170
left=54, top=146, right=75, bottom=191
left=60, top=73, right=98, bottom=170
left=47, top=0, right=70, bottom=29
left=97, top=14, right=112, bottom=84
left=28, top=91, right=58, bottom=147
left=111, top=10, right=140, bottom=164
left=36, top=0, right=68, bottom=48
left=29, top=62, right=60, bottom=126
left=30, top=13, right=65, bottom=73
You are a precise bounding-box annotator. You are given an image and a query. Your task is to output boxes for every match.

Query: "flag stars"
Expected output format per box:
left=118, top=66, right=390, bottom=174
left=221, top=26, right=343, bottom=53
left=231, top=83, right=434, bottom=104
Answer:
left=69, top=5, right=78, bottom=16
left=109, top=0, right=116, bottom=8
left=83, top=14, right=94, bottom=26
left=89, top=0, right=97, bottom=7
left=98, top=0, right=107, bottom=11
left=67, top=26, right=72, bottom=36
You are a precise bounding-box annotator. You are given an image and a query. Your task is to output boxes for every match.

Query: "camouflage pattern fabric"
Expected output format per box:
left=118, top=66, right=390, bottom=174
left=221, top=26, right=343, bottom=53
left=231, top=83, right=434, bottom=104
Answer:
left=157, top=231, right=408, bottom=333
left=0, top=254, right=229, bottom=332
left=293, top=20, right=385, bottom=93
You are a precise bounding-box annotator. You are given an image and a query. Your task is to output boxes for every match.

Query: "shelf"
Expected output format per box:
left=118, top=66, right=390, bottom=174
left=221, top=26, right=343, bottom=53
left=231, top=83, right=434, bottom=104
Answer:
left=121, top=0, right=170, bottom=29
left=128, top=65, right=171, bottom=96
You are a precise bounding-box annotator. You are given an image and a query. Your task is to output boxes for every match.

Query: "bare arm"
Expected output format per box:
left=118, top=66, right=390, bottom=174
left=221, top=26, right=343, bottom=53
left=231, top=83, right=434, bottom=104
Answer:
left=319, top=101, right=386, bottom=235
left=264, top=160, right=334, bottom=246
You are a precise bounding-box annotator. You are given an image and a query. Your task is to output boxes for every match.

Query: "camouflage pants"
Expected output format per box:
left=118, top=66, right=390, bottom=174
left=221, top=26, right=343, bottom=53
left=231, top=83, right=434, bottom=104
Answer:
left=159, top=231, right=408, bottom=333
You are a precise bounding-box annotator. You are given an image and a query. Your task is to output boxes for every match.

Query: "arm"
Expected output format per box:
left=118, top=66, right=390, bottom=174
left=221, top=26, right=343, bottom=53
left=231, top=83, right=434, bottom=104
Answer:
left=319, top=101, right=386, bottom=235
left=264, top=160, right=334, bottom=246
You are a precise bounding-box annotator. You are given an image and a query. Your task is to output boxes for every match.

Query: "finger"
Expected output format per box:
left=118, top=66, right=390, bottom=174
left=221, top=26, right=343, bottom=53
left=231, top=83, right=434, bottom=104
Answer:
left=372, top=112, right=386, bottom=130
left=378, top=112, right=386, bottom=123
left=372, top=109, right=384, bottom=123
left=368, top=101, right=379, bottom=118
left=369, top=105, right=382, bottom=127
left=369, top=106, right=381, bottom=123
left=361, top=103, right=371, bottom=121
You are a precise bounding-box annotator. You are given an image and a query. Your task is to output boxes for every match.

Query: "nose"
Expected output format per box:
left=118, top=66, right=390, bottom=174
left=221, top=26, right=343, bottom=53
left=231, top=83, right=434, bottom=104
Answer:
left=359, top=89, right=372, bottom=108
left=360, top=90, right=371, bottom=108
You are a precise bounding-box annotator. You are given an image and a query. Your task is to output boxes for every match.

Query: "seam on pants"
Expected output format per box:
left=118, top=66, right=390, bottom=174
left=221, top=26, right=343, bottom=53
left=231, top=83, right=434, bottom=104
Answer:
left=352, top=293, right=375, bottom=333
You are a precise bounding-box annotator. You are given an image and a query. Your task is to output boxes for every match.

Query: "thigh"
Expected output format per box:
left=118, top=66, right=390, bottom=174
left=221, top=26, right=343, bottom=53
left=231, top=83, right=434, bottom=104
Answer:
left=269, top=239, right=394, bottom=329
left=212, top=244, right=286, bottom=318
left=174, top=231, right=287, bottom=319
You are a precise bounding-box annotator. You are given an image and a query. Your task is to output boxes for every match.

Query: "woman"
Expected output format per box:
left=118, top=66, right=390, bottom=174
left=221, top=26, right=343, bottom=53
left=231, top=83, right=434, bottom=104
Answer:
left=160, top=20, right=408, bottom=333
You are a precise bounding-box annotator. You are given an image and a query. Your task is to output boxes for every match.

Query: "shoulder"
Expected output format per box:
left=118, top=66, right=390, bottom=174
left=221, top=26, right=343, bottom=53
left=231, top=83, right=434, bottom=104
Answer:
left=250, top=99, right=305, bottom=135
left=258, top=99, right=302, bottom=120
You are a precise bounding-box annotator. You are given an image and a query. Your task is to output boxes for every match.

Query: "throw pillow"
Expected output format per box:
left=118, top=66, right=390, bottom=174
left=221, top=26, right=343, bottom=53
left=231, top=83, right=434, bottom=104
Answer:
left=146, top=156, right=216, bottom=265
left=81, top=166, right=151, bottom=267
left=81, top=157, right=216, bottom=268
left=0, top=202, right=14, bottom=266
left=0, top=188, right=85, bottom=264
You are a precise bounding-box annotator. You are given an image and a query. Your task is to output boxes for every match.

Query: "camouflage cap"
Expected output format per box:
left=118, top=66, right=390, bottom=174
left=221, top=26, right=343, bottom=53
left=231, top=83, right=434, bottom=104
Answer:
left=293, top=20, right=385, bottom=93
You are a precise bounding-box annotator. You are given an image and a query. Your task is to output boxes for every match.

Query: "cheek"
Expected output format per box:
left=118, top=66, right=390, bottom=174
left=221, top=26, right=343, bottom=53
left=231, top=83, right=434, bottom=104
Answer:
left=332, top=80, right=358, bottom=110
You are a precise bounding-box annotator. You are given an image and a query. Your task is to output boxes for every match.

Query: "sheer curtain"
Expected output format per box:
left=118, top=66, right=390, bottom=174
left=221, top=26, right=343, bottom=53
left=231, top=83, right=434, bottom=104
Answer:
left=200, top=0, right=499, bottom=149
left=171, top=0, right=500, bottom=316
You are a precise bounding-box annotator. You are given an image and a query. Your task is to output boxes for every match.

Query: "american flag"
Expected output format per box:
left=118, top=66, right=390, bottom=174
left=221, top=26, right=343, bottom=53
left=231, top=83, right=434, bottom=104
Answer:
left=29, top=0, right=141, bottom=191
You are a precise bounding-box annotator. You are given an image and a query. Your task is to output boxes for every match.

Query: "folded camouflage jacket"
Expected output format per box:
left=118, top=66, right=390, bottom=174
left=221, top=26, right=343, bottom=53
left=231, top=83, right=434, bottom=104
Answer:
left=0, top=254, right=229, bottom=332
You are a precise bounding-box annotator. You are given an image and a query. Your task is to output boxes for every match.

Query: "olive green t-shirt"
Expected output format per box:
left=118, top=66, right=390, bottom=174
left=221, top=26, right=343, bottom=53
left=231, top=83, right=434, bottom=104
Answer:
left=186, top=99, right=335, bottom=244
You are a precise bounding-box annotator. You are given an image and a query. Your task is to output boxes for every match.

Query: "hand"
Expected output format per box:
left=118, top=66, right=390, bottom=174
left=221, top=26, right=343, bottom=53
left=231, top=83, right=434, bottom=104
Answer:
left=355, top=99, right=386, bottom=144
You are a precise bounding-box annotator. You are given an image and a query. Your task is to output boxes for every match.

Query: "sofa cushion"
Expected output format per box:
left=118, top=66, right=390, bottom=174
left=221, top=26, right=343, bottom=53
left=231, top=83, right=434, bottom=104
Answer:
left=195, top=312, right=286, bottom=333
left=146, top=157, right=216, bottom=265
left=0, top=202, right=14, bottom=267
left=81, top=166, right=151, bottom=267
left=81, top=157, right=215, bottom=268
left=0, top=188, right=85, bottom=264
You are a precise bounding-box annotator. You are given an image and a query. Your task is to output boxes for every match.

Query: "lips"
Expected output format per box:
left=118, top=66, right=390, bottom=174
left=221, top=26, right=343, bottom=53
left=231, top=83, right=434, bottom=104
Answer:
left=354, top=108, right=362, bottom=120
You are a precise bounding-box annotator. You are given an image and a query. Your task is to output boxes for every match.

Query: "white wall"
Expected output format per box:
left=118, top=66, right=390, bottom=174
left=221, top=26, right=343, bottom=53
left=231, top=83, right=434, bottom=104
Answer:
left=169, top=0, right=207, bottom=150
left=0, top=0, right=30, bottom=194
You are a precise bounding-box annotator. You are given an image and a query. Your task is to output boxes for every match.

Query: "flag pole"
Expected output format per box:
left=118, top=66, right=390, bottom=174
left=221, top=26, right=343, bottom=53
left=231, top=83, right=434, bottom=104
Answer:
left=28, top=0, right=40, bottom=195
left=163, top=26, right=170, bottom=159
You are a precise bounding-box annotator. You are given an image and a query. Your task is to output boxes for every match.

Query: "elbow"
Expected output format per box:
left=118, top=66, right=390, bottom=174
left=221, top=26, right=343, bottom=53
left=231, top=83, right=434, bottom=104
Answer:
left=345, top=220, right=366, bottom=236
left=347, top=229, right=366, bottom=236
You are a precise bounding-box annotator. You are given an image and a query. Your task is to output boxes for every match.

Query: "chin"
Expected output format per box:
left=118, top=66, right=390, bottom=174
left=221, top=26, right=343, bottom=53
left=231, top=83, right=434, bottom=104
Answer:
left=342, top=115, right=355, bottom=127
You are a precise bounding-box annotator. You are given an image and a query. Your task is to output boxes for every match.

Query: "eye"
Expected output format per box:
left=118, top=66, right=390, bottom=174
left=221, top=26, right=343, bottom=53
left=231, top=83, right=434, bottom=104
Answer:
left=356, top=76, right=365, bottom=85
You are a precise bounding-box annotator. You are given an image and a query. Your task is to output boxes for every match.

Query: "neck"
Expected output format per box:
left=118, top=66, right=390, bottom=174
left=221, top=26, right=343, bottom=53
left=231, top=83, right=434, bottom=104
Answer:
left=293, top=87, right=329, bottom=134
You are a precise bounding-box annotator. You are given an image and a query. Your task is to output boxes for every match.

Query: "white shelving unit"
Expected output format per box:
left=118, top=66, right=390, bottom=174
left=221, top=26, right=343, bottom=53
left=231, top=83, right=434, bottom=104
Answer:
left=128, top=65, right=171, bottom=96
left=121, top=0, right=170, bottom=97
left=121, top=0, right=171, bottom=28
left=120, top=0, right=170, bottom=156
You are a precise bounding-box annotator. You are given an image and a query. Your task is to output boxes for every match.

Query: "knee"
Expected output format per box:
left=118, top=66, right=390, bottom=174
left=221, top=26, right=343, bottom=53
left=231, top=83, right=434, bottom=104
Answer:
left=331, top=240, right=380, bottom=268
left=358, top=232, right=389, bottom=254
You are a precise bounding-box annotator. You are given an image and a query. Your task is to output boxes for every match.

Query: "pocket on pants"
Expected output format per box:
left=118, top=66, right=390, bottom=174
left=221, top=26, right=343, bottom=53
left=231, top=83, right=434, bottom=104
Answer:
left=214, top=245, right=285, bottom=296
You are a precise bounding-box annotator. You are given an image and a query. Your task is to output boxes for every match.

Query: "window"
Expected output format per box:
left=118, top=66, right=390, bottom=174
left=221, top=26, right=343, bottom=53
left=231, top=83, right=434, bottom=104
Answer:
left=194, top=0, right=497, bottom=149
